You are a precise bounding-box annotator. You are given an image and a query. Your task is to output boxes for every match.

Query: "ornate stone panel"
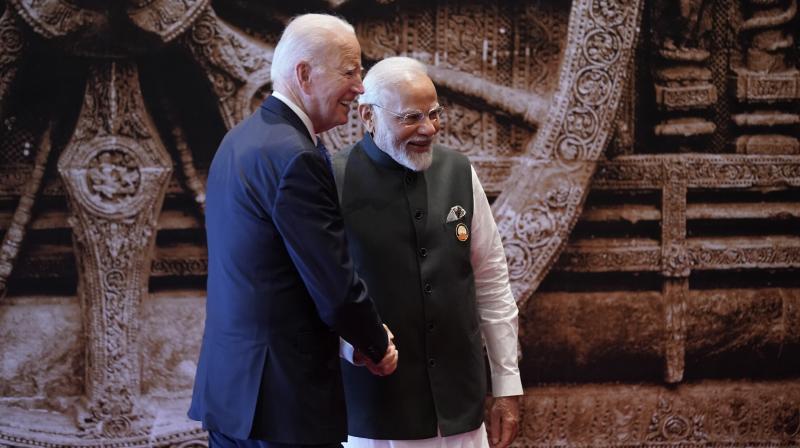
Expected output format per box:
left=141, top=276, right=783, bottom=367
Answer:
left=182, top=6, right=273, bottom=129
left=733, top=0, right=799, bottom=155
left=1, top=295, right=207, bottom=447
left=517, top=381, right=800, bottom=447
left=127, top=0, right=209, bottom=43
left=632, top=0, right=799, bottom=154
left=556, top=242, right=662, bottom=272
left=557, top=237, right=800, bottom=272
left=8, top=0, right=209, bottom=55
left=493, top=0, right=644, bottom=308
left=594, top=154, right=800, bottom=189
left=57, top=61, right=172, bottom=437
left=150, top=254, right=208, bottom=277
left=549, top=153, right=800, bottom=383
left=650, top=0, right=717, bottom=145
left=8, top=0, right=96, bottom=39
left=663, top=279, right=688, bottom=383
left=661, top=160, right=689, bottom=383
left=0, top=6, right=27, bottom=116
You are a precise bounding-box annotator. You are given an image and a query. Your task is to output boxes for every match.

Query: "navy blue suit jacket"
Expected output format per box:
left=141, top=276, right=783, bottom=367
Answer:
left=189, top=96, right=388, bottom=444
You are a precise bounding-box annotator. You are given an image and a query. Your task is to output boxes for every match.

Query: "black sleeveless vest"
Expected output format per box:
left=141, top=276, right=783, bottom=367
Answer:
left=333, top=134, right=486, bottom=439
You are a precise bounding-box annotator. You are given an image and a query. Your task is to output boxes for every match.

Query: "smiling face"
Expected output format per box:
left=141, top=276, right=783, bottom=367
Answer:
left=361, top=73, right=441, bottom=171
left=302, top=33, right=364, bottom=134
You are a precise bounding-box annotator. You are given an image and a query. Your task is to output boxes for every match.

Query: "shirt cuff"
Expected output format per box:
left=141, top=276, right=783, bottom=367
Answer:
left=492, top=374, right=523, bottom=397
left=339, top=338, right=364, bottom=366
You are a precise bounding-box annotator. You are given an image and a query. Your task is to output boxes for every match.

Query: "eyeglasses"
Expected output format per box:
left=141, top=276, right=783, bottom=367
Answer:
left=371, top=104, right=445, bottom=126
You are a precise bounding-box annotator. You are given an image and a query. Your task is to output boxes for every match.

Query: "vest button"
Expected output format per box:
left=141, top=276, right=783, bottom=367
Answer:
left=427, top=322, right=435, bottom=332
left=424, top=283, right=432, bottom=294
left=405, top=172, right=415, bottom=184
left=419, top=247, right=428, bottom=257
left=428, top=358, right=436, bottom=367
left=414, top=209, right=425, bottom=220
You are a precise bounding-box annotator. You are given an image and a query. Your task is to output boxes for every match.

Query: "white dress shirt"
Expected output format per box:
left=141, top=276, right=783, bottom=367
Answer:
left=343, top=166, right=521, bottom=448
left=271, top=91, right=317, bottom=145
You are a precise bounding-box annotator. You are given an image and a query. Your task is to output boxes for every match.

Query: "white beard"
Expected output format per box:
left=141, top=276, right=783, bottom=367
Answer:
left=373, top=127, right=433, bottom=172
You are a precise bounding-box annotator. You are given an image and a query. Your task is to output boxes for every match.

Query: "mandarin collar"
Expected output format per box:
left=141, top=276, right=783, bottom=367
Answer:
left=361, top=132, right=408, bottom=171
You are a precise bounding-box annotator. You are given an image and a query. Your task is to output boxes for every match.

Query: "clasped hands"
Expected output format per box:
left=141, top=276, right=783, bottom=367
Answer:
left=353, top=324, right=398, bottom=376
left=353, top=328, right=519, bottom=448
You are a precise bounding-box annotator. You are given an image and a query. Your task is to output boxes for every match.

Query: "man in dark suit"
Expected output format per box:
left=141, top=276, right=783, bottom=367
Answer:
left=189, top=14, right=398, bottom=448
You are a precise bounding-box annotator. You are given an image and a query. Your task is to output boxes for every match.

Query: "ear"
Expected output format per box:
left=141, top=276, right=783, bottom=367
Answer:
left=358, top=103, right=375, bottom=133
left=296, top=62, right=312, bottom=94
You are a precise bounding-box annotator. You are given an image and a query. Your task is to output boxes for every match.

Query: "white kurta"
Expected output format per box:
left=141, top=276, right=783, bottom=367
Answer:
left=345, top=424, right=490, bottom=448
left=342, top=167, right=522, bottom=448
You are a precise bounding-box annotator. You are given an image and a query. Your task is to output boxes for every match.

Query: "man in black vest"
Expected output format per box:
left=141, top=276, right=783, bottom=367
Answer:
left=333, top=57, right=522, bottom=448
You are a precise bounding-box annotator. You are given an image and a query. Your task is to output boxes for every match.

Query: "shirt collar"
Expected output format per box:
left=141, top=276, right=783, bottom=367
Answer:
left=271, top=91, right=317, bottom=145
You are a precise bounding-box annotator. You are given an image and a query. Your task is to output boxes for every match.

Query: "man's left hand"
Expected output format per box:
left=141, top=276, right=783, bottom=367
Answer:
left=486, top=396, right=520, bottom=448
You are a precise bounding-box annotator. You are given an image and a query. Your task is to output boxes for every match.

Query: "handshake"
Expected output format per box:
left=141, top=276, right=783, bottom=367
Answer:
left=353, top=324, right=398, bottom=376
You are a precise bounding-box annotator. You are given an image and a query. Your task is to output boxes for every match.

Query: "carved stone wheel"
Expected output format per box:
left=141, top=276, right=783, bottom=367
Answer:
left=0, top=0, right=638, bottom=444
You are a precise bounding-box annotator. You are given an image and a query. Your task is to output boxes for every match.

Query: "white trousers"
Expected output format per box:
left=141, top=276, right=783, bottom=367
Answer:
left=344, top=423, right=488, bottom=448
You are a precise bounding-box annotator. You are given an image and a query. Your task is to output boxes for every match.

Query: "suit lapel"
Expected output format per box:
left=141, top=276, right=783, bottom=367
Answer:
left=261, top=96, right=315, bottom=144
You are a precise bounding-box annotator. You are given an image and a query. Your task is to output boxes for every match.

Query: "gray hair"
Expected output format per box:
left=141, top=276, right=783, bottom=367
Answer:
left=358, top=57, right=428, bottom=106
left=270, top=14, right=356, bottom=89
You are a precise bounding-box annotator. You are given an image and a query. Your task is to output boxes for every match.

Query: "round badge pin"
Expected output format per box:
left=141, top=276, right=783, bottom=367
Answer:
left=456, top=223, right=469, bottom=242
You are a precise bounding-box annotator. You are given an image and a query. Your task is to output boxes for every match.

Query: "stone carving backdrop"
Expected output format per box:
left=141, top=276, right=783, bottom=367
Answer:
left=0, top=0, right=797, bottom=447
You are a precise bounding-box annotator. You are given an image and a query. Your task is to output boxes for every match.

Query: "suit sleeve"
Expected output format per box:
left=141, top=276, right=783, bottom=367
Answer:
left=272, top=150, right=389, bottom=364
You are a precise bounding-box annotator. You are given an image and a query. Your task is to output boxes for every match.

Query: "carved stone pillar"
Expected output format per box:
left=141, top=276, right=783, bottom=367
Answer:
left=733, top=0, right=800, bottom=155
left=662, top=160, right=690, bottom=383
left=57, top=61, right=172, bottom=437
left=651, top=0, right=717, bottom=150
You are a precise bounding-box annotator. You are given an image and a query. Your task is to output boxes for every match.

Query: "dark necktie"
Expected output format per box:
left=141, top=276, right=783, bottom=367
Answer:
left=316, top=138, right=333, bottom=172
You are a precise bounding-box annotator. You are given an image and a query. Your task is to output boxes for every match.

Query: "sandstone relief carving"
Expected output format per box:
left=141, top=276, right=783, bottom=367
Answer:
left=0, top=0, right=797, bottom=447
left=57, top=61, right=172, bottom=437
left=733, top=0, right=799, bottom=155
